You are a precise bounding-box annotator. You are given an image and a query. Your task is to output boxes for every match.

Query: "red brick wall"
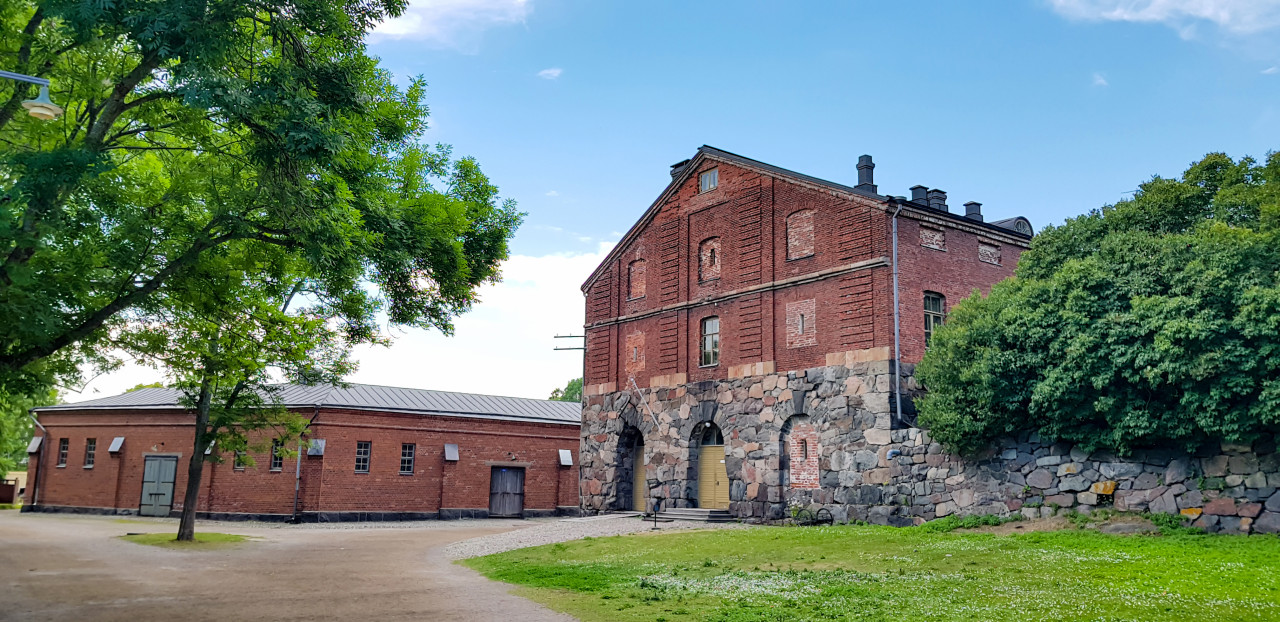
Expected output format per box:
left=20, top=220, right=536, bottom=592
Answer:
left=786, top=421, right=820, bottom=490
left=26, top=408, right=580, bottom=516
left=583, top=155, right=1026, bottom=387
left=896, top=216, right=1022, bottom=363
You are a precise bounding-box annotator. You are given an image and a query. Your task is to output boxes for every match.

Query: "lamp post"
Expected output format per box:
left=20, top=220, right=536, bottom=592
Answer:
left=1, top=70, right=62, bottom=120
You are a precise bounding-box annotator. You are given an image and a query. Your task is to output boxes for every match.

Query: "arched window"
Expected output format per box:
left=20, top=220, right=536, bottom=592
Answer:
left=627, top=259, right=646, bottom=300
left=699, top=237, right=721, bottom=282
left=700, top=316, right=720, bottom=367
left=924, top=291, right=946, bottom=344
left=786, top=209, right=815, bottom=259
left=700, top=424, right=724, bottom=446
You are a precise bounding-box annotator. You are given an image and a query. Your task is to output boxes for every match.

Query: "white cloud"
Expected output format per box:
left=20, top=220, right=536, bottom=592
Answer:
left=545, top=190, right=559, bottom=197
left=1048, top=0, right=1280, bottom=35
left=537, top=67, right=563, bottom=80
left=371, top=0, right=531, bottom=49
left=1264, top=66, right=1280, bottom=74
left=1092, top=72, right=1109, bottom=86
left=62, top=244, right=615, bottom=404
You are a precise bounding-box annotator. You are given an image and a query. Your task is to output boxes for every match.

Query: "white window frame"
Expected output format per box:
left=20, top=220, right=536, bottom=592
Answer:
left=400, top=443, right=415, bottom=475
left=700, top=316, right=720, bottom=367
left=355, top=441, right=371, bottom=473
left=699, top=168, right=718, bottom=193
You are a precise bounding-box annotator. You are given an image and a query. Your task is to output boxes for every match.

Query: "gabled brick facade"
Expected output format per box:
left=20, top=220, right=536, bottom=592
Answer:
left=578, top=146, right=1035, bottom=520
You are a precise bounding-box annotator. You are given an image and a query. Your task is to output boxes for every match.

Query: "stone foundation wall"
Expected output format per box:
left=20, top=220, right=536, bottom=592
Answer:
left=579, top=355, right=1280, bottom=534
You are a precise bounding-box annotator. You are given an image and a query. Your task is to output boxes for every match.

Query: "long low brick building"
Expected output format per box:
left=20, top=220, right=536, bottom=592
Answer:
left=23, top=384, right=581, bottom=521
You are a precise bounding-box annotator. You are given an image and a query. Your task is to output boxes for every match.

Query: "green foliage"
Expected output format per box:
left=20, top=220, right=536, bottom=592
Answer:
left=0, top=0, right=521, bottom=395
left=915, top=513, right=1020, bottom=533
left=918, top=152, right=1280, bottom=456
left=467, top=524, right=1280, bottom=621
left=1146, top=512, right=1202, bottom=536
left=125, top=382, right=164, bottom=392
left=549, top=377, right=583, bottom=402
left=120, top=532, right=248, bottom=548
left=0, top=386, right=56, bottom=478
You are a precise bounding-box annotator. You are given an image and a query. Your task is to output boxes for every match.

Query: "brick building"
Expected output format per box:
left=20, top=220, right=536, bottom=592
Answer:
left=578, top=146, right=1033, bottom=521
left=24, top=384, right=581, bottom=521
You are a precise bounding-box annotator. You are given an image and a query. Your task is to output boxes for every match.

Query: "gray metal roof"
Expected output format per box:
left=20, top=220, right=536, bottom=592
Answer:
left=37, top=384, right=582, bottom=426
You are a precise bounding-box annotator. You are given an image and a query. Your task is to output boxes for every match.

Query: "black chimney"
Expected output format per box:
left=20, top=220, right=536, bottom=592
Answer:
left=909, top=185, right=929, bottom=204
left=669, top=159, right=691, bottom=178
left=856, top=155, right=876, bottom=193
left=964, top=201, right=983, bottom=222
left=926, top=189, right=948, bottom=212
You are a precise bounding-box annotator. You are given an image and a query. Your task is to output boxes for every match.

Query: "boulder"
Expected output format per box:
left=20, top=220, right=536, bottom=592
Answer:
left=1163, top=458, right=1190, bottom=485
left=1026, top=468, right=1054, bottom=489
left=1253, top=511, right=1280, bottom=534
left=1203, top=497, right=1238, bottom=516
left=1059, top=476, right=1090, bottom=492
left=1203, top=455, right=1230, bottom=477
left=1239, top=502, right=1263, bottom=519
left=1100, top=462, right=1144, bottom=479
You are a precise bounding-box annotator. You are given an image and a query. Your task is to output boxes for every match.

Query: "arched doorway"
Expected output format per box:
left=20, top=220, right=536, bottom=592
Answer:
left=696, top=424, right=729, bottom=509
left=632, top=438, right=646, bottom=512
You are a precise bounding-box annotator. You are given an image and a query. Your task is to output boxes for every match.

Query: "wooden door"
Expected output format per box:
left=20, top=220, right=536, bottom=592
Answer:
left=697, top=444, right=729, bottom=509
left=632, top=448, right=646, bottom=512
left=488, top=467, right=525, bottom=517
left=139, top=456, right=177, bottom=517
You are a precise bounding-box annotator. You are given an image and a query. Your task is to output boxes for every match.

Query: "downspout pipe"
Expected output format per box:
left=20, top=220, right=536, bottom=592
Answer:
left=291, top=406, right=322, bottom=524
left=890, top=198, right=905, bottom=428
left=27, top=411, right=46, bottom=508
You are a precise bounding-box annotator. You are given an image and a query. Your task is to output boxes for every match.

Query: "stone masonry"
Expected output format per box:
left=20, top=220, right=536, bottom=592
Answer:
left=580, top=350, right=1280, bottom=534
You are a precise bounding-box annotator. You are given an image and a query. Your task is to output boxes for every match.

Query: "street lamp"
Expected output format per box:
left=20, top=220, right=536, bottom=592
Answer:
left=1, top=69, right=62, bottom=120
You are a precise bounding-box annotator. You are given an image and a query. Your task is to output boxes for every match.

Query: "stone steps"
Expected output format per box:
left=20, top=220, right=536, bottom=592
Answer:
left=655, top=508, right=736, bottom=523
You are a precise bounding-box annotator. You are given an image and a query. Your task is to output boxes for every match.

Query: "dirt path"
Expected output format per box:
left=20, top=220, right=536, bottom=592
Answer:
left=0, top=511, right=576, bottom=622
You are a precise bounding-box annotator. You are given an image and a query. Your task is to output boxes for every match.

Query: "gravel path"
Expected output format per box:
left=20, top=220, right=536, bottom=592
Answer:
left=443, top=513, right=753, bottom=560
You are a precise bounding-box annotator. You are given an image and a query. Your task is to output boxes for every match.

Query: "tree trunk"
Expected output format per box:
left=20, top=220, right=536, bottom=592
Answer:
left=176, top=377, right=214, bottom=541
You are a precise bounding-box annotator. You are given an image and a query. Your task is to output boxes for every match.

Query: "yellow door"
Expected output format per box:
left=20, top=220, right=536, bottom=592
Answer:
left=633, top=449, right=646, bottom=512
left=697, top=444, right=730, bottom=509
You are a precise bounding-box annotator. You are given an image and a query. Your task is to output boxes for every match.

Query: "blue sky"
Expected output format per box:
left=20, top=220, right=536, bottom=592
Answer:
left=369, top=0, right=1280, bottom=257
left=68, top=1, right=1280, bottom=402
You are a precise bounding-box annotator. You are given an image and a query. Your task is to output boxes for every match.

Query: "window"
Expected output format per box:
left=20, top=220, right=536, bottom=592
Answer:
left=801, top=440, right=809, bottom=461
left=700, top=316, right=720, bottom=367
left=699, top=237, right=721, bottom=281
left=798, top=314, right=806, bottom=334
left=234, top=451, right=248, bottom=470
left=699, top=168, right=718, bottom=192
left=355, top=441, right=371, bottom=473
left=84, top=438, right=96, bottom=468
left=270, top=439, right=284, bottom=471
left=57, top=438, right=68, bottom=467
left=924, top=292, right=946, bottom=345
left=627, top=259, right=647, bottom=299
left=400, top=443, right=416, bottom=475
left=625, top=331, right=646, bottom=374
left=786, top=209, right=815, bottom=259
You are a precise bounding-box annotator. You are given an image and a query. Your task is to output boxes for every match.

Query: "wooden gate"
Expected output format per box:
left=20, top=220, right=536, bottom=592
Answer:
left=697, top=444, right=729, bottom=509
left=139, top=456, right=178, bottom=517
left=632, top=447, right=646, bottom=512
left=488, top=467, right=525, bottom=517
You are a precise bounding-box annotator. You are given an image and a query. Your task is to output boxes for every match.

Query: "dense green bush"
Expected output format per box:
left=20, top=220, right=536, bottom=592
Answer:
left=917, top=152, right=1280, bottom=456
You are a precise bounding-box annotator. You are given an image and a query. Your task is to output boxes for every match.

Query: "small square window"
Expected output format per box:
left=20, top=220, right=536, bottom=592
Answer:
left=355, top=441, right=371, bottom=473
left=57, top=438, right=68, bottom=467
left=270, top=439, right=284, bottom=471
left=400, top=443, right=416, bottom=475
left=699, top=169, right=718, bottom=193
left=84, top=438, right=96, bottom=468
left=233, top=451, right=248, bottom=470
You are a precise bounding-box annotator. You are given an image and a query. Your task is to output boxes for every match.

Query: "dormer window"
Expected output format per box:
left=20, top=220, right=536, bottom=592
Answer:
left=699, top=169, right=718, bottom=193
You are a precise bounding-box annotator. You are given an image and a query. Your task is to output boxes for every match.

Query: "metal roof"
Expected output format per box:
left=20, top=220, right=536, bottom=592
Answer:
left=36, top=384, right=582, bottom=426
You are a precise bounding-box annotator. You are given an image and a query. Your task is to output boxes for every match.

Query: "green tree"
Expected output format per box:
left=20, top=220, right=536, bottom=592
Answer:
left=550, top=378, right=583, bottom=402
left=0, top=0, right=520, bottom=396
left=123, top=242, right=352, bottom=540
left=125, top=382, right=164, bottom=392
left=0, top=387, right=56, bottom=478
left=917, top=152, right=1280, bottom=456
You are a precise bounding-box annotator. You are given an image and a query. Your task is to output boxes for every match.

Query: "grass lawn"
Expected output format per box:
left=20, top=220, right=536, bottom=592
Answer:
left=120, top=532, right=249, bottom=549
left=465, top=522, right=1280, bottom=622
